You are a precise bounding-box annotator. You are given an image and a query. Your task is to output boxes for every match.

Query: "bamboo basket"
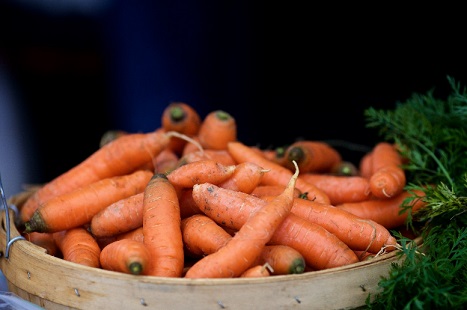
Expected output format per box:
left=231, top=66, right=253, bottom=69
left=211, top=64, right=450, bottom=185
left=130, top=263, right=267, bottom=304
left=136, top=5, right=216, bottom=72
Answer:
left=0, top=190, right=421, bottom=310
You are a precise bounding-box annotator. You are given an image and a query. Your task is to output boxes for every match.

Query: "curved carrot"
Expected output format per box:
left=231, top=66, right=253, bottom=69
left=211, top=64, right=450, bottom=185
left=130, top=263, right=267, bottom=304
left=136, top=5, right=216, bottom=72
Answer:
left=161, top=102, right=202, bottom=155
left=24, top=170, right=153, bottom=233
left=227, top=141, right=330, bottom=204
left=336, top=190, right=426, bottom=229
left=251, top=245, right=306, bottom=275
left=299, top=173, right=371, bottom=205
left=251, top=184, right=302, bottom=199
left=240, top=264, right=272, bottom=278
left=283, top=140, right=342, bottom=173
left=185, top=161, right=299, bottom=278
left=143, top=173, right=184, bottom=277
left=90, top=192, right=144, bottom=238
left=53, top=227, right=101, bottom=268
left=100, top=239, right=150, bottom=275
left=218, top=162, right=267, bottom=194
left=20, top=129, right=170, bottom=223
left=197, top=110, right=237, bottom=150
left=167, top=159, right=236, bottom=188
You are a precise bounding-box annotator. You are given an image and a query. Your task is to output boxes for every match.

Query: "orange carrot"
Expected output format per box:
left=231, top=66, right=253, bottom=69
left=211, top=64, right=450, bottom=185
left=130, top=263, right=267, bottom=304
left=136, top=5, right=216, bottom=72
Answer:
left=227, top=141, right=330, bottom=204
left=177, top=149, right=236, bottom=167
left=167, top=159, right=236, bottom=188
left=283, top=140, right=342, bottom=173
left=299, top=173, right=371, bottom=205
left=90, top=192, right=144, bottom=238
left=240, top=263, right=272, bottom=278
left=20, top=129, right=170, bottom=223
left=99, top=129, right=128, bottom=148
left=161, top=102, right=202, bottom=155
left=153, top=148, right=180, bottom=174
left=251, top=184, right=302, bottom=199
left=191, top=181, right=359, bottom=271
left=354, top=250, right=376, bottom=261
left=359, top=151, right=373, bottom=179
left=24, top=232, right=58, bottom=256
left=371, top=142, right=403, bottom=171
left=181, top=135, right=203, bottom=155
left=185, top=161, right=299, bottom=278
left=53, top=227, right=101, bottom=268
left=218, top=162, right=267, bottom=194
left=100, top=239, right=150, bottom=275
left=24, top=170, right=153, bottom=233
left=330, top=161, right=359, bottom=176
left=97, top=226, right=145, bottom=249
left=197, top=110, right=237, bottom=150
left=336, top=189, right=426, bottom=229
left=251, top=244, right=306, bottom=275
left=142, top=173, right=184, bottom=277
left=178, top=188, right=202, bottom=219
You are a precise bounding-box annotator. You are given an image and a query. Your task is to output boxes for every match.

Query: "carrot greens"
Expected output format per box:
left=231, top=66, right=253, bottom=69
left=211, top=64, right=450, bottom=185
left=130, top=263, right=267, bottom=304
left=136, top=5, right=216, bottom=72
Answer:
left=364, top=76, right=467, bottom=309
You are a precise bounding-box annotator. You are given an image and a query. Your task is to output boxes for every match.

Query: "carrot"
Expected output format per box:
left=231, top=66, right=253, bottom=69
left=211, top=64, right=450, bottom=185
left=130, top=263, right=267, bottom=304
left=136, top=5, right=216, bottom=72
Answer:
left=99, top=129, right=128, bottom=148
left=181, top=135, right=203, bottom=155
left=177, top=149, right=236, bottom=167
left=331, top=161, right=359, bottom=176
left=100, top=239, right=150, bottom=275
left=178, top=188, right=202, bottom=219
left=197, top=110, right=237, bottom=150
left=142, top=173, right=184, bottom=277
left=251, top=245, right=306, bottom=275
left=251, top=184, right=302, bottom=199
left=53, top=227, right=101, bottom=268
left=90, top=192, right=144, bottom=238
left=218, top=162, right=267, bottom=194
left=161, top=102, right=202, bottom=155
left=24, top=232, right=58, bottom=256
left=20, top=129, right=170, bottom=223
left=258, top=145, right=289, bottom=166
left=184, top=161, right=299, bottom=278
left=336, top=189, right=426, bottom=229
left=24, top=170, right=153, bottom=233
left=283, top=140, right=342, bottom=173
left=359, top=151, right=373, bottom=179
left=240, top=263, right=272, bottom=278
left=167, top=159, right=237, bottom=189
left=354, top=250, right=376, bottom=261
left=299, top=173, right=371, bottom=205
left=227, top=141, right=330, bottom=204
left=153, top=148, right=180, bottom=174
left=191, top=181, right=359, bottom=271
left=371, top=142, right=403, bottom=171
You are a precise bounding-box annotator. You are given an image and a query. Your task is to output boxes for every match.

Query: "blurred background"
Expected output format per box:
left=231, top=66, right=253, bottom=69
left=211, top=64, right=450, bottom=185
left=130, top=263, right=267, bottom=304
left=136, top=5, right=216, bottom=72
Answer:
left=1, top=1, right=467, bottom=198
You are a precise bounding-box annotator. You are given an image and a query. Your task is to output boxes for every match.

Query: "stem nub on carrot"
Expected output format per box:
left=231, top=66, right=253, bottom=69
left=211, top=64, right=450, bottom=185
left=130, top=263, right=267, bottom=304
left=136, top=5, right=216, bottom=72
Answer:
left=197, top=110, right=237, bottom=150
left=24, top=170, right=153, bottom=233
left=184, top=161, right=299, bottom=278
left=142, top=173, right=184, bottom=277
left=100, top=239, right=150, bottom=275
left=283, top=140, right=342, bottom=174
left=252, top=245, right=306, bottom=275
left=240, top=263, right=272, bottom=278
left=53, top=227, right=101, bottom=268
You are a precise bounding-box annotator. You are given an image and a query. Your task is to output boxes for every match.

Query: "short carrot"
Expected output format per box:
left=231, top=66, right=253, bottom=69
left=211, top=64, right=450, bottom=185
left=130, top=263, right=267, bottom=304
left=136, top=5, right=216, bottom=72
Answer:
left=218, top=162, right=267, bottom=194
left=240, top=263, right=272, bottom=278
left=100, top=239, right=150, bottom=275
left=197, top=110, right=237, bottom=150
left=24, top=170, right=153, bottom=233
left=53, top=227, right=101, bottom=268
left=20, top=129, right=170, bottom=223
left=299, top=173, right=371, bottom=205
left=227, top=141, right=330, bottom=204
left=90, top=192, right=144, bottom=238
left=283, top=140, right=342, bottom=173
left=142, top=173, right=184, bottom=277
left=184, top=161, right=299, bottom=278
left=251, top=244, right=306, bottom=275
left=336, top=189, right=426, bottom=229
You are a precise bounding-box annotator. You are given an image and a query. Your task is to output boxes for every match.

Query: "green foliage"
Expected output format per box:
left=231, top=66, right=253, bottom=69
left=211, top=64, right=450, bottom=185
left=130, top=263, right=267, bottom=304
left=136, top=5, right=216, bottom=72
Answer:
left=362, top=76, right=467, bottom=309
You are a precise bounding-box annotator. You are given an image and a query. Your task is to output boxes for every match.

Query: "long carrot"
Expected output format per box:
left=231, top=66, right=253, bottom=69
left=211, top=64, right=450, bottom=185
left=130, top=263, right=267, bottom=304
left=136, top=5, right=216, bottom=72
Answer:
left=197, top=110, right=237, bottom=150
left=283, top=140, right=342, bottom=173
left=227, top=141, right=330, bottom=204
left=53, top=227, right=101, bottom=268
left=24, top=170, right=153, bottom=233
left=251, top=244, right=306, bottom=275
left=90, top=192, right=144, bottom=238
left=184, top=161, right=299, bottom=278
left=20, top=129, right=170, bottom=223
left=142, top=173, right=184, bottom=277
left=100, top=239, right=150, bottom=275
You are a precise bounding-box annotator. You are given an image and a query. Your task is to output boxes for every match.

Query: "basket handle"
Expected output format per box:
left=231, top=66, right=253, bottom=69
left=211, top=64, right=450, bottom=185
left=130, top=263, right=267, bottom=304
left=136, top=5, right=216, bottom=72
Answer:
left=0, top=174, right=25, bottom=259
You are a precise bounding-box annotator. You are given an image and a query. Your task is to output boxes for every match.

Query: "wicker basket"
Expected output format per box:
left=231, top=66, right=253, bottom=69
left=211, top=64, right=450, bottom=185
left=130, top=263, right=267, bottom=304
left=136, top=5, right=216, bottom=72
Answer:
left=0, top=191, right=421, bottom=310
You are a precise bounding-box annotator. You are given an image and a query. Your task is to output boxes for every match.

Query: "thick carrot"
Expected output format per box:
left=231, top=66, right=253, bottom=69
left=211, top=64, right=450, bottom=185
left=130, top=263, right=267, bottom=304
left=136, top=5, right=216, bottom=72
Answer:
left=95, top=226, right=145, bottom=249
left=251, top=244, right=306, bottom=275
left=178, top=188, right=202, bottom=219
left=100, top=239, right=150, bottom=275
left=299, top=173, right=371, bottom=205
left=24, top=232, right=58, bottom=256
left=143, top=173, right=184, bottom=277
left=161, top=102, right=202, bottom=155
left=227, top=141, right=330, bottom=204
left=20, top=129, right=170, bottom=223
left=197, top=110, right=237, bottom=150
left=24, top=170, right=153, bottom=234
left=191, top=182, right=359, bottom=271
left=167, top=159, right=236, bottom=188
left=359, top=151, right=373, bottom=179
left=218, top=162, right=267, bottom=194
left=371, top=142, right=402, bottom=171
left=184, top=161, right=299, bottom=278
left=330, top=161, right=359, bottom=176
left=336, top=189, right=426, bottom=229
left=90, top=192, right=144, bottom=238
left=99, top=129, right=128, bottom=148
left=53, top=227, right=101, bottom=268
left=283, top=140, right=342, bottom=173
left=240, top=263, right=272, bottom=278
left=251, top=184, right=302, bottom=199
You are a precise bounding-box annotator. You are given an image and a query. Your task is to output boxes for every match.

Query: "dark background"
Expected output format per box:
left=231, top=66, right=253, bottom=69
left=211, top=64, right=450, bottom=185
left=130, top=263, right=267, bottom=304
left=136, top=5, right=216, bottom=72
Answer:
left=1, top=1, right=466, bottom=189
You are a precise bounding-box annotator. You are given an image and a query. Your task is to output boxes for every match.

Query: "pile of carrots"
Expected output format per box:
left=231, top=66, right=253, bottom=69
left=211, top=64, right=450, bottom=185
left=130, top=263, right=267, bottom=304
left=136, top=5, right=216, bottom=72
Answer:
left=17, top=102, right=425, bottom=278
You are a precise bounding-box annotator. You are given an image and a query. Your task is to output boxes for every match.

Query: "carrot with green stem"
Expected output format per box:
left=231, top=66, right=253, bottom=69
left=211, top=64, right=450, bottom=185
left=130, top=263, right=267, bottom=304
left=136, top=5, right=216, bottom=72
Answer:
left=184, top=161, right=299, bottom=278
left=197, top=110, right=237, bottom=150
left=227, top=141, right=330, bottom=204
left=24, top=170, right=153, bottom=233
left=53, top=227, right=101, bottom=268
left=142, top=173, right=184, bottom=277
left=100, top=239, right=150, bottom=275
left=283, top=140, right=342, bottom=173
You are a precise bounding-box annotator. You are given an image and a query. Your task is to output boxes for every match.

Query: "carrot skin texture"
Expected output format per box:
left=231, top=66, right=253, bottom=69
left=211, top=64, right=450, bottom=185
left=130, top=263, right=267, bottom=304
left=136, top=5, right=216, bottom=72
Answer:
left=167, top=159, right=236, bottom=188
left=53, top=227, right=101, bottom=268
left=100, top=239, right=150, bottom=275
left=20, top=130, right=170, bottom=223
left=24, top=170, right=153, bottom=233
left=142, top=174, right=184, bottom=277
left=227, top=141, right=330, bottom=204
